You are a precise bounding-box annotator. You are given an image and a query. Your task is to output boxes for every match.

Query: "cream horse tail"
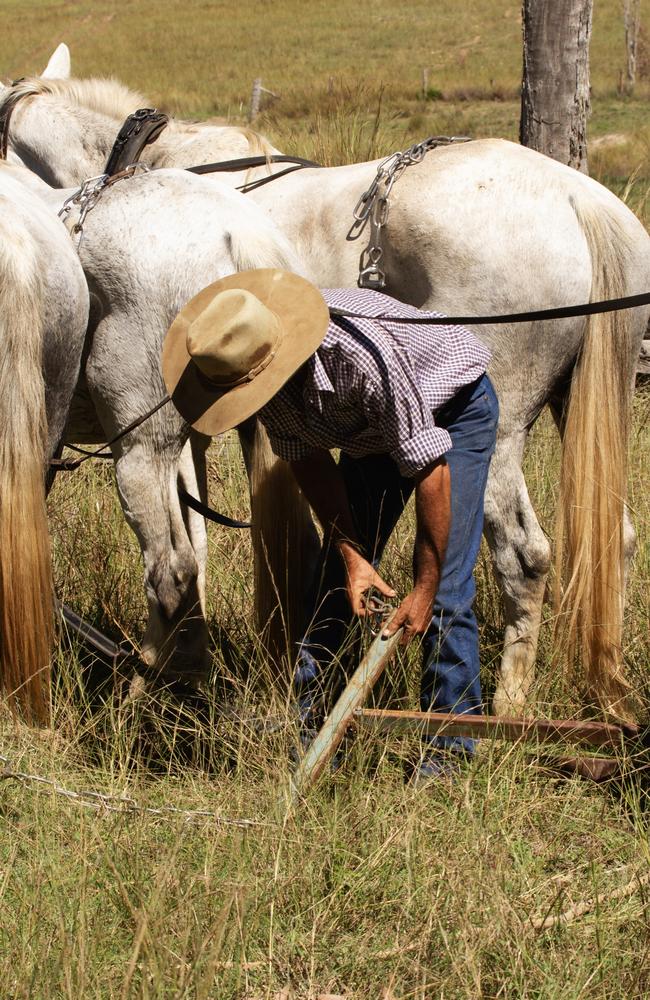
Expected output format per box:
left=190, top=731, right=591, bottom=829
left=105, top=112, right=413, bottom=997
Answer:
left=554, top=197, right=637, bottom=722
left=228, top=221, right=319, bottom=669
left=249, top=421, right=318, bottom=666
left=0, top=221, right=52, bottom=723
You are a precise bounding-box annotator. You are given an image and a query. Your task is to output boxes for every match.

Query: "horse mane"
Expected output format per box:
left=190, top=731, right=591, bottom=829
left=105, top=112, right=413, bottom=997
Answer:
left=1, top=76, right=276, bottom=157
left=2, top=75, right=148, bottom=120
left=162, top=118, right=276, bottom=157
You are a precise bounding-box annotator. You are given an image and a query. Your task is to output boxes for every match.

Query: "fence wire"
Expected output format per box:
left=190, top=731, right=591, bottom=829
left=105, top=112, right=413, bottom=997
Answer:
left=0, top=751, right=269, bottom=830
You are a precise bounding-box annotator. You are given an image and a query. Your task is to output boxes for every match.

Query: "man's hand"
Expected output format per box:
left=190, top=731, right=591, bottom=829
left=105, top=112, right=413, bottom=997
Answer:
left=340, top=543, right=396, bottom=616
left=383, top=459, right=450, bottom=645
left=382, top=585, right=435, bottom=645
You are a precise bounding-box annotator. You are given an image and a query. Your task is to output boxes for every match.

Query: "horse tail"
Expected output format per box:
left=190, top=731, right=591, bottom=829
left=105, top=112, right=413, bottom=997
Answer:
left=0, top=220, right=52, bottom=723
left=249, top=420, right=319, bottom=672
left=229, top=218, right=319, bottom=670
left=554, top=197, right=638, bottom=722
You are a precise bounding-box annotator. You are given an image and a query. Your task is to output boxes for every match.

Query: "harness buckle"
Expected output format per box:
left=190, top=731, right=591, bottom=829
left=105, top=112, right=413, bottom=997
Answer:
left=358, top=265, right=386, bottom=290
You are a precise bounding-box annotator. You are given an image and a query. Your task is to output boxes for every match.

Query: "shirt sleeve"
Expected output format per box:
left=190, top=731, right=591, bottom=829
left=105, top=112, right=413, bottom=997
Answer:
left=360, top=349, right=452, bottom=477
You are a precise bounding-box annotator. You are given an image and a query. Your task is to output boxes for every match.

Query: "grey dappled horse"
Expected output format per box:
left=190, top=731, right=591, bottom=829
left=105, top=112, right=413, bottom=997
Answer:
left=29, top=167, right=312, bottom=680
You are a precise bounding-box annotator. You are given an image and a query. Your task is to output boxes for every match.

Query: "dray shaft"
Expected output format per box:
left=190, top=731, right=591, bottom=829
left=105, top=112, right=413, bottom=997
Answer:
left=354, top=708, right=639, bottom=750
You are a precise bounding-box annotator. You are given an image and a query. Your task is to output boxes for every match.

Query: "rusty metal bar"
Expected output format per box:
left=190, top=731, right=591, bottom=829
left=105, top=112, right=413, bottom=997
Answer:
left=289, top=624, right=403, bottom=801
left=58, top=602, right=135, bottom=671
left=354, top=708, right=639, bottom=749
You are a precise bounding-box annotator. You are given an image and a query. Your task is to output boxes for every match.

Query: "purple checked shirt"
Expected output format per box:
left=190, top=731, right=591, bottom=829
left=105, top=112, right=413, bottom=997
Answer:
left=258, top=288, right=491, bottom=477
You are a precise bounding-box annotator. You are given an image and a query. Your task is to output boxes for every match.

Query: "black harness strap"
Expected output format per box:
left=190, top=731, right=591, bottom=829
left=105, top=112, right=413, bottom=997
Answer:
left=0, top=83, right=29, bottom=160
left=103, top=111, right=321, bottom=189
left=178, top=488, right=251, bottom=529
left=187, top=154, right=321, bottom=192
left=186, top=153, right=321, bottom=174
left=51, top=395, right=172, bottom=471
left=329, top=291, right=650, bottom=326
left=50, top=396, right=251, bottom=529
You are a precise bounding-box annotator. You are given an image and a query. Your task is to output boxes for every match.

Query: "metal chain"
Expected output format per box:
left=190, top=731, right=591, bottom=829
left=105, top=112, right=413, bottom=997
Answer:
left=0, top=751, right=268, bottom=829
left=346, top=135, right=471, bottom=290
left=58, top=163, right=150, bottom=250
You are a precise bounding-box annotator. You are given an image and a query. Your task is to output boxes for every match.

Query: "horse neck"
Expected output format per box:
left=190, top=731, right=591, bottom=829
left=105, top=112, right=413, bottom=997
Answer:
left=13, top=99, right=116, bottom=186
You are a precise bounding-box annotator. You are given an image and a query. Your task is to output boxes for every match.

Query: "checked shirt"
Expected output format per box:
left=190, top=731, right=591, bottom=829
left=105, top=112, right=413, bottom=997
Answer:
left=259, top=288, right=491, bottom=478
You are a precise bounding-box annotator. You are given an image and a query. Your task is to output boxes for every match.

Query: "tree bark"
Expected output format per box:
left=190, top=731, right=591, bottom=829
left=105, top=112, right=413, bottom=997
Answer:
left=520, top=0, right=593, bottom=173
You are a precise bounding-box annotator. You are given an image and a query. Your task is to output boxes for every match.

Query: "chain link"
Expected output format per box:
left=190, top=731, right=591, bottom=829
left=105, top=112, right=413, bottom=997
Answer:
left=347, top=136, right=471, bottom=290
left=58, top=163, right=150, bottom=250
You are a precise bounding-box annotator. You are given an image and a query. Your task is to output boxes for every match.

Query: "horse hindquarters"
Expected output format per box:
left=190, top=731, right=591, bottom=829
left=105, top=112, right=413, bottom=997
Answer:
left=0, top=225, right=52, bottom=723
left=555, top=200, right=644, bottom=722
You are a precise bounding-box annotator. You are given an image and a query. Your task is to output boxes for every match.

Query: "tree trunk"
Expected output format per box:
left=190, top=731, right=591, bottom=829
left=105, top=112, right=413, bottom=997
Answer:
left=520, top=0, right=593, bottom=173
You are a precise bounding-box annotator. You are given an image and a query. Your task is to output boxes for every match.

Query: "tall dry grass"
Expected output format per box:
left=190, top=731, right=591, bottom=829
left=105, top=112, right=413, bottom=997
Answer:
left=0, top=394, right=645, bottom=998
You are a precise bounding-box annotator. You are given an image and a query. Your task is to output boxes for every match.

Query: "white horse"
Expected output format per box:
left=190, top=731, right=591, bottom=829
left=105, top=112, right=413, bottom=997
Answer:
left=0, top=162, right=89, bottom=721
left=13, top=165, right=314, bottom=681
left=3, top=69, right=649, bottom=719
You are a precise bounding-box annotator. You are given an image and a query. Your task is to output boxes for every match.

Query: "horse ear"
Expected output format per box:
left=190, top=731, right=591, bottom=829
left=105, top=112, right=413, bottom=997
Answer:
left=41, top=43, right=71, bottom=79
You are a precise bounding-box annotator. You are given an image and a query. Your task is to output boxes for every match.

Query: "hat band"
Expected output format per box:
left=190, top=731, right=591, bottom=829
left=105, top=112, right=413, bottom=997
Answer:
left=200, top=346, right=277, bottom=389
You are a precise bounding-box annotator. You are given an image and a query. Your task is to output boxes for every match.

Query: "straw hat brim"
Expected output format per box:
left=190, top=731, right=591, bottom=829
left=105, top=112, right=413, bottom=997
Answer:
left=162, top=269, right=330, bottom=436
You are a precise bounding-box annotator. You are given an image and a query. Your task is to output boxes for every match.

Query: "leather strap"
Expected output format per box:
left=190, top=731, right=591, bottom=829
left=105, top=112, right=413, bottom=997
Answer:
left=329, top=291, right=650, bottom=326
left=178, top=487, right=251, bottom=528
left=103, top=108, right=170, bottom=176
left=187, top=153, right=321, bottom=174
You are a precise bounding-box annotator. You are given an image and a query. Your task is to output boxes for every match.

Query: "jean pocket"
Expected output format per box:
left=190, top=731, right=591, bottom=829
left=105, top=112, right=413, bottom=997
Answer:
left=480, top=383, right=499, bottom=433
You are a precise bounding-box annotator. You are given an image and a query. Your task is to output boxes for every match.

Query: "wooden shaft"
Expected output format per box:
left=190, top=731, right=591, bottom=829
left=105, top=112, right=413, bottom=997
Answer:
left=354, top=708, right=638, bottom=749
left=289, top=624, right=403, bottom=801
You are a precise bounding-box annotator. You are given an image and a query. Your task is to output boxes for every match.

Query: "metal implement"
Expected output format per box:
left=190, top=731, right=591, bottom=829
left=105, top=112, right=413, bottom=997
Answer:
left=354, top=708, right=641, bottom=749
left=346, top=135, right=471, bottom=289
left=58, top=163, right=150, bottom=249
left=58, top=602, right=135, bottom=672
left=290, top=614, right=403, bottom=802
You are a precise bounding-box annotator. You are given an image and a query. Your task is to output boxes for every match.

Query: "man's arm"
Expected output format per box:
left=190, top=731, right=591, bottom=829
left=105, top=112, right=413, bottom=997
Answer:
left=383, top=458, right=450, bottom=644
left=289, top=449, right=396, bottom=614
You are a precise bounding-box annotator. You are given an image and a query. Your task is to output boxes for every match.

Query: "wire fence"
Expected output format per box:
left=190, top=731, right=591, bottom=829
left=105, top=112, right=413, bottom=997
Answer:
left=0, top=750, right=269, bottom=829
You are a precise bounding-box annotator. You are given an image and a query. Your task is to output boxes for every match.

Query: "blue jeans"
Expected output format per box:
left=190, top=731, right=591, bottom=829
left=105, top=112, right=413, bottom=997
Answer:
left=295, top=373, right=499, bottom=753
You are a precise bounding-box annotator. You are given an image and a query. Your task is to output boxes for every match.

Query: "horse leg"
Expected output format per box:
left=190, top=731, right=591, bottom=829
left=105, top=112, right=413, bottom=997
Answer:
left=112, top=437, right=211, bottom=681
left=484, top=432, right=552, bottom=716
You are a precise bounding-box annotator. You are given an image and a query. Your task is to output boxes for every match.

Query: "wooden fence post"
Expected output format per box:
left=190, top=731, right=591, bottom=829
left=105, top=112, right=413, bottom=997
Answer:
left=249, top=78, right=262, bottom=122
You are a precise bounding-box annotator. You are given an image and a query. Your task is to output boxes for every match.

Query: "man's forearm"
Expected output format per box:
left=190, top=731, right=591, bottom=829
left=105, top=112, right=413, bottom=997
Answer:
left=414, top=458, right=450, bottom=599
left=290, top=449, right=359, bottom=550
left=290, top=449, right=397, bottom=614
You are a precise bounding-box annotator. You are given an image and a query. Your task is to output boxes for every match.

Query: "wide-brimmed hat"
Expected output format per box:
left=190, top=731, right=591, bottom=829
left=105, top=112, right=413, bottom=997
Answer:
left=162, top=268, right=330, bottom=436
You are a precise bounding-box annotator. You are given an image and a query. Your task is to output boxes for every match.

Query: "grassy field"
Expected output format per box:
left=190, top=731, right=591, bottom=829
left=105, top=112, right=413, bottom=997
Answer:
left=1, top=2, right=650, bottom=998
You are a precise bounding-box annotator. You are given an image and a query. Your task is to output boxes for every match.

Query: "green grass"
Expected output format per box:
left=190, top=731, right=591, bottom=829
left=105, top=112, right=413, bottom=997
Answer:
left=1, top=2, right=650, bottom=996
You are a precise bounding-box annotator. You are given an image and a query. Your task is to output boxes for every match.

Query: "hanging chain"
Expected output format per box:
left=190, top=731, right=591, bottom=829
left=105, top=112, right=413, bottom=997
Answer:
left=58, top=163, right=150, bottom=250
left=346, top=136, right=471, bottom=290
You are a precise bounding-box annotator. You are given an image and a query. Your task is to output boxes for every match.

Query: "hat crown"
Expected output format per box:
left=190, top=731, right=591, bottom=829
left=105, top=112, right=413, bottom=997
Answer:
left=186, top=288, right=281, bottom=386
